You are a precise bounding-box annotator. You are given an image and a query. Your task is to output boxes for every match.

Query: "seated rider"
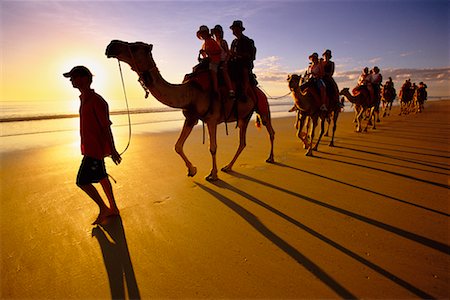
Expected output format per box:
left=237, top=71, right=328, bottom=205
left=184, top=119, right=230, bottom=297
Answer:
left=229, top=20, right=257, bottom=101
left=211, top=25, right=235, bottom=100
left=370, top=66, right=382, bottom=103
left=197, top=25, right=222, bottom=96
left=321, top=49, right=342, bottom=108
left=307, top=52, right=328, bottom=111
left=352, top=67, right=369, bottom=95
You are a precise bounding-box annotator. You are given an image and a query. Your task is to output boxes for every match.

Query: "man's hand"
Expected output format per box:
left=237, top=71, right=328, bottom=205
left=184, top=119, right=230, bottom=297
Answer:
left=111, top=150, right=122, bottom=165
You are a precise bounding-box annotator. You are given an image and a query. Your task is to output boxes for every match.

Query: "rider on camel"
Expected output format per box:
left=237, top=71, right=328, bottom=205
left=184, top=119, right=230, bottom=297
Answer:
left=353, top=67, right=369, bottom=95
left=321, top=49, right=343, bottom=108
left=211, top=24, right=235, bottom=100
left=307, top=52, right=328, bottom=111
left=229, top=20, right=257, bottom=102
left=197, top=25, right=222, bottom=96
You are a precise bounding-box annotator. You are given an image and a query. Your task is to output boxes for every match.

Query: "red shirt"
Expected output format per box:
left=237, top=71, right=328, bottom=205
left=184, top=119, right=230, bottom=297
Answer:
left=79, top=90, right=112, bottom=159
left=202, top=38, right=222, bottom=63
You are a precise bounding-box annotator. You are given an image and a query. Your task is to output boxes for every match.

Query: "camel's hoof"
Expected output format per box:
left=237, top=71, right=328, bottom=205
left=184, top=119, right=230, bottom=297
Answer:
left=305, top=151, right=313, bottom=157
left=205, top=173, right=219, bottom=182
left=266, top=157, right=274, bottom=164
left=221, top=165, right=232, bottom=173
left=187, top=166, right=197, bottom=177
left=329, top=141, right=335, bottom=147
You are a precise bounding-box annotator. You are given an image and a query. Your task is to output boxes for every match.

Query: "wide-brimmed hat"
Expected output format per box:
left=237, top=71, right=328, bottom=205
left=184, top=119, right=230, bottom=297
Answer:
left=322, top=49, right=332, bottom=58
left=196, top=25, right=210, bottom=39
left=309, top=52, right=319, bottom=60
left=211, top=24, right=223, bottom=35
left=230, top=20, right=245, bottom=31
left=63, top=66, right=93, bottom=78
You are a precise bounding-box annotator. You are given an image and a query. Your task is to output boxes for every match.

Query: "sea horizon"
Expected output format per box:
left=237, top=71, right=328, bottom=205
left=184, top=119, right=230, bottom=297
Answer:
left=1, top=97, right=448, bottom=154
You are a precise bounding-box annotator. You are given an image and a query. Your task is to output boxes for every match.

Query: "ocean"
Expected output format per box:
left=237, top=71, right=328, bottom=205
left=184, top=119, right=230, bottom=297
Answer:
left=2, top=96, right=447, bottom=154
left=0, top=97, right=295, bottom=153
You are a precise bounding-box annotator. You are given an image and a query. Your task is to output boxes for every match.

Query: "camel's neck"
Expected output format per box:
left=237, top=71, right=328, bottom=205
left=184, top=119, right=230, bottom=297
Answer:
left=142, top=66, right=192, bottom=109
left=292, top=87, right=314, bottom=111
left=342, top=91, right=357, bottom=103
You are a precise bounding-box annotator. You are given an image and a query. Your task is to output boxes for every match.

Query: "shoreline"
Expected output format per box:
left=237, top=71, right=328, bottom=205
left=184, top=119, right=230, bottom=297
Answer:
left=1, top=100, right=449, bottom=299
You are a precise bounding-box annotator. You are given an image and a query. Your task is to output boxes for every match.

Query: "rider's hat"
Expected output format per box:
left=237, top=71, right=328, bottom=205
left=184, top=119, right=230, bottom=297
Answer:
left=230, top=20, right=245, bottom=31
left=211, top=25, right=223, bottom=35
left=322, top=49, right=332, bottom=58
left=309, top=52, right=319, bottom=60
left=196, top=25, right=210, bottom=39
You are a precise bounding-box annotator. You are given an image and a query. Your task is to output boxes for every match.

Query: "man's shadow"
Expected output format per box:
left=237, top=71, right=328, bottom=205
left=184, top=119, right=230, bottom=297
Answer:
left=92, top=216, right=141, bottom=300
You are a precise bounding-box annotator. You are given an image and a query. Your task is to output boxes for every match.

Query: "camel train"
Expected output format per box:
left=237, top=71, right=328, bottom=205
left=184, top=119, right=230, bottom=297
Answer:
left=399, top=80, right=428, bottom=115
left=106, top=40, right=275, bottom=181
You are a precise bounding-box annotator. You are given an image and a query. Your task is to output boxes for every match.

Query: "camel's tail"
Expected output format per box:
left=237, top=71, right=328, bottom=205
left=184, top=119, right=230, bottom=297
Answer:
left=255, top=114, right=262, bottom=129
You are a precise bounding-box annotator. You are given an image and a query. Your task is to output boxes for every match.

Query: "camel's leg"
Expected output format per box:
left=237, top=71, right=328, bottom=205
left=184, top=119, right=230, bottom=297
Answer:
left=297, top=114, right=309, bottom=149
left=205, top=123, right=219, bottom=181
left=306, top=116, right=318, bottom=156
left=261, top=114, right=275, bottom=163
left=221, top=118, right=250, bottom=173
left=356, top=108, right=363, bottom=133
left=324, top=114, right=331, bottom=137
left=313, top=115, right=326, bottom=151
left=329, top=111, right=339, bottom=147
left=175, top=119, right=197, bottom=177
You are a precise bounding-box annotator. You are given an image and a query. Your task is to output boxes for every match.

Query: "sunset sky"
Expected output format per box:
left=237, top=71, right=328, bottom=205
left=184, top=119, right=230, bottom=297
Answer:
left=1, top=0, right=449, bottom=111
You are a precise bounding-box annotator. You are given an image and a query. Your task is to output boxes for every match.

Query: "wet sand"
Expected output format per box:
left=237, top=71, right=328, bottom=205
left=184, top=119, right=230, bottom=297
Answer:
left=1, top=100, right=449, bottom=299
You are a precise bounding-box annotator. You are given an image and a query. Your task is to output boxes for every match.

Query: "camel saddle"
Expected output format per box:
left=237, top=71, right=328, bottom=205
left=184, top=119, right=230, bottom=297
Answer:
left=183, top=60, right=211, bottom=91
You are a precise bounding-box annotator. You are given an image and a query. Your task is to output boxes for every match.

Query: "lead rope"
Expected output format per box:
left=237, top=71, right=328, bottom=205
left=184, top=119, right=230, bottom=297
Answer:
left=117, top=59, right=132, bottom=156
left=108, top=60, right=132, bottom=185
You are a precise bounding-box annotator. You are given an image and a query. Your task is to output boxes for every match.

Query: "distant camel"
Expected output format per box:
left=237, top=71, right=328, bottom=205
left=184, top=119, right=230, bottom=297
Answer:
left=381, top=83, right=396, bottom=117
left=106, top=40, right=275, bottom=181
left=287, top=74, right=339, bottom=155
left=399, top=85, right=416, bottom=115
left=339, top=87, right=376, bottom=132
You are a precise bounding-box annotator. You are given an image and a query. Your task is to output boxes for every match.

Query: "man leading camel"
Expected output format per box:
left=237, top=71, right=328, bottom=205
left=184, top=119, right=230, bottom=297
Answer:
left=63, top=66, right=122, bottom=225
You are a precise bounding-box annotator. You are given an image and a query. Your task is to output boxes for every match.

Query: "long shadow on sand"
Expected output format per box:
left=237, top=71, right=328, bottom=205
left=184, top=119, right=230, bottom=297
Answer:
left=92, top=216, right=141, bottom=300
left=198, top=180, right=434, bottom=298
left=274, top=162, right=449, bottom=218
left=340, top=137, right=450, bottom=156
left=337, top=140, right=450, bottom=162
left=313, top=153, right=449, bottom=189
left=320, top=149, right=450, bottom=176
left=195, top=182, right=356, bottom=299
left=228, top=171, right=450, bottom=255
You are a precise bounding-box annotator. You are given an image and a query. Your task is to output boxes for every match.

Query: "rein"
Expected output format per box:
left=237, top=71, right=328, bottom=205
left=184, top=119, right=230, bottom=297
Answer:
left=117, top=60, right=132, bottom=156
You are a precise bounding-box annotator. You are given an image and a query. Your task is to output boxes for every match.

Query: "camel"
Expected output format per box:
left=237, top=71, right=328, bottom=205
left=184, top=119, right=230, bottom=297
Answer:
left=287, top=74, right=339, bottom=155
left=381, top=83, right=396, bottom=117
left=339, top=87, right=376, bottom=132
left=105, top=40, right=275, bottom=181
left=399, top=85, right=416, bottom=115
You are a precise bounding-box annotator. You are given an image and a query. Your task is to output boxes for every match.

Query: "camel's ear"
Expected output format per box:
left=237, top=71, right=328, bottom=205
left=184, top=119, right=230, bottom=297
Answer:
left=149, top=44, right=153, bottom=51
left=287, top=74, right=291, bottom=81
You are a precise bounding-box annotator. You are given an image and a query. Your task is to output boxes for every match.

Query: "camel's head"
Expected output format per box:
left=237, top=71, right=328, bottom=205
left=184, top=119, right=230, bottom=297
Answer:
left=339, top=87, right=349, bottom=95
left=106, top=40, right=155, bottom=73
left=287, top=74, right=301, bottom=91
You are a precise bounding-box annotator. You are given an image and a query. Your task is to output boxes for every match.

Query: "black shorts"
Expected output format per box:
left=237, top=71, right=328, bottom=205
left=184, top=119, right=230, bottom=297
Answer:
left=76, top=156, right=107, bottom=186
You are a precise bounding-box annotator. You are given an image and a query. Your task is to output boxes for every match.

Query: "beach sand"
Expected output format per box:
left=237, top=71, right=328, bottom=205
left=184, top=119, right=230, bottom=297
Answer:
left=1, top=100, right=449, bottom=299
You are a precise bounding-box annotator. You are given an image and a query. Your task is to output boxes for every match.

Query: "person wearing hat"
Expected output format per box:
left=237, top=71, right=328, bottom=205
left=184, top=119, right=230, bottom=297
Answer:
left=229, top=20, right=257, bottom=100
left=368, top=66, right=383, bottom=108
left=211, top=24, right=235, bottom=99
left=63, top=65, right=122, bottom=225
left=307, top=52, right=328, bottom=111
left=321, top=49, right=342, bottom=108
left=197, top=25, right=222, bottom=95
